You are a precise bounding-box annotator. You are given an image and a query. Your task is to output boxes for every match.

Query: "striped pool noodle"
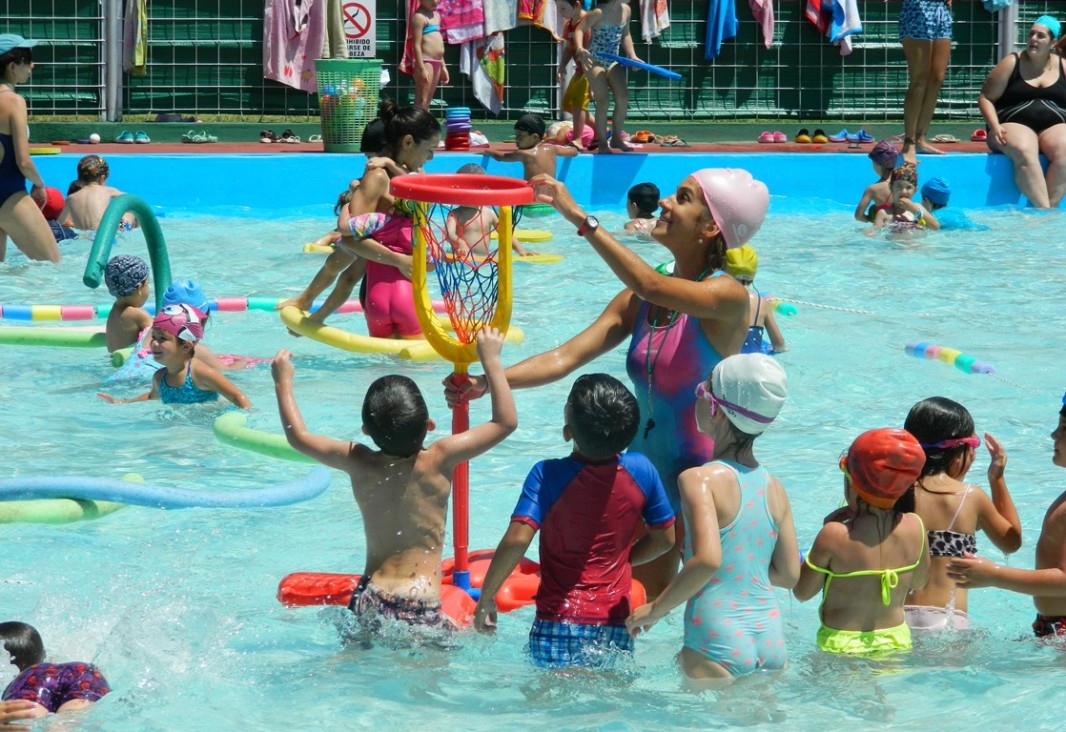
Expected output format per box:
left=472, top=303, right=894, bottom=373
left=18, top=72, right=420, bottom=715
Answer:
left=1, top=299, right=450, bottom=320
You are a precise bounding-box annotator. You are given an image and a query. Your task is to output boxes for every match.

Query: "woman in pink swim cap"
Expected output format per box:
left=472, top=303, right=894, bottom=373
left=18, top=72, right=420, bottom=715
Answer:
left=445, top=169, right=769, bottom=597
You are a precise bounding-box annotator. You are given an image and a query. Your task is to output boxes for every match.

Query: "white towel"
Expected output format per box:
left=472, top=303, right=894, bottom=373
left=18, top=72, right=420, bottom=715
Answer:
left=640, top=0, right=670, bottom=42
left=831, top=0, right=862, bottom=43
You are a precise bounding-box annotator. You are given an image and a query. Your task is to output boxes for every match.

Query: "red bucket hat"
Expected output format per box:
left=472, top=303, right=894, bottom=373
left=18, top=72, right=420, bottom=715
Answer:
left=841, top=429, right=925, bottom=509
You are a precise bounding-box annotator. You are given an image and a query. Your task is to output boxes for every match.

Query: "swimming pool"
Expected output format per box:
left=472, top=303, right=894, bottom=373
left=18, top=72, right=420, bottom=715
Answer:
left=3, top=153, right=1066, bottom=729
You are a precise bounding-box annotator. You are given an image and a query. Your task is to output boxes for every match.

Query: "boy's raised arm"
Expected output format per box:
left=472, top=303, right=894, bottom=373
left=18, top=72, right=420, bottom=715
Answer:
left=437, top=327, right=517, bottom=467
left=272, top=349, right=356, bottom=471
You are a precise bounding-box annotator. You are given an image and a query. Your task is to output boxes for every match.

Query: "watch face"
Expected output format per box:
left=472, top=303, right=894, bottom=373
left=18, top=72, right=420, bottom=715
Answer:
left=587, top=216, right=599, bottom=227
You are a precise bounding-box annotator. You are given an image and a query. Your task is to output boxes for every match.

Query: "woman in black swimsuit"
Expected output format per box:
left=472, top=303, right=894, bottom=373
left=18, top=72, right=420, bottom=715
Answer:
left=979, top=16, right=1066, bottom=208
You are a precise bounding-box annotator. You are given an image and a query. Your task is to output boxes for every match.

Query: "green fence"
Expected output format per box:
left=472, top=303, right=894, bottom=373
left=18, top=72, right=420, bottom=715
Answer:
left=4, top=0, right=1063, bottom=121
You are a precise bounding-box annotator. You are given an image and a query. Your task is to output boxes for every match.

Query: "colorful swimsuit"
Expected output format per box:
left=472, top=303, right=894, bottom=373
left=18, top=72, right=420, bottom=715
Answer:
left=740, top=289, right=770, bottom=355
left=683, top=460, right=787, bottom=675
left=905, top=486, right=975, bottom=630
left=157, top=366, right=218, bottom=404
left=898, top=0, right=952, bottom=41
left=364, top=215, right=420, bottom=338
left=346, top=575, right=451, bottom=631
left=2, top=662, right=111, bottom=712
left=805, top=515, right=926, bottom=655
left=625, top=283, right=725, bottom=511
left=589, top=23, right=624, bottom=65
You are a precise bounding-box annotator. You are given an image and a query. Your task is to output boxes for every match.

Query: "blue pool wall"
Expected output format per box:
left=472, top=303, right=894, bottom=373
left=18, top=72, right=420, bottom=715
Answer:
left=34, top=152, right=1026, bottom=216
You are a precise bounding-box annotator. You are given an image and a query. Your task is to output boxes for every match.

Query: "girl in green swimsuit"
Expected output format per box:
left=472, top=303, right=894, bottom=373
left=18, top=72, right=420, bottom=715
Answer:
left=793, top=428, right=931, bottom=655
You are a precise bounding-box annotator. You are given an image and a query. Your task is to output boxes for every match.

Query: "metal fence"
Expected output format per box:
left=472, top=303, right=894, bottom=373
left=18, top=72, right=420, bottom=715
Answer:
left=0, top=0, right=1052, bottom=122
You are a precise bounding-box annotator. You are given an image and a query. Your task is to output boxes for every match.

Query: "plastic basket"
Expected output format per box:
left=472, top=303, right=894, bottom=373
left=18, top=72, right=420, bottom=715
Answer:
left=314, top=59, right=382, bottom=153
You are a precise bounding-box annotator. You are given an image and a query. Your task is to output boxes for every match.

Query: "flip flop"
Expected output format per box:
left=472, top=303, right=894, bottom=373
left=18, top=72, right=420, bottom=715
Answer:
left=970, top=129, right=987, bottom=142
left=795, top=128, right=812, bottom=144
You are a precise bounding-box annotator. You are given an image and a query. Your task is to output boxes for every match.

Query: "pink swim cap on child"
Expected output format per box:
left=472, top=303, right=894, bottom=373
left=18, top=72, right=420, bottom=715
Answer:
left=153, top=304, right=205, bottom=343
left=690, top=169, right=769, bottom=249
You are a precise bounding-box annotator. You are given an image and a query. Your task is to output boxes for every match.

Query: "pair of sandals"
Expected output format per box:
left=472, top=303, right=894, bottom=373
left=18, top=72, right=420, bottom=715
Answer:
left=114, top=130, right=150, bottom=144
left=260, top=129, right=301, bottom=144
left=794, top=128, right=829, bottom=144
left=181, top=130, right=218, bottom=144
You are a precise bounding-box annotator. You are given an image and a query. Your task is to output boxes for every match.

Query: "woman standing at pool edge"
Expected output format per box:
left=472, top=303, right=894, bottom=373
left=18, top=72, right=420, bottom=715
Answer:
left=899, top=0, right=953, bottom=162
left=445, top=168, right=762, bottom=597
left=0, top=33, right=59, bottom=263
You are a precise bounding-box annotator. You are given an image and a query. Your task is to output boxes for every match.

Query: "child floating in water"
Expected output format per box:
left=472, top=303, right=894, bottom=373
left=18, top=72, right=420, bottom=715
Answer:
left=627, top=354, right=798, bottom=683
left=793, top=428, right=930, bottom=656
left=271, top=328, right=516, bottom=639
left=854, top=140, right=899, bottom=222
left=59, top=155, right=137, bottom=231
left=724, top=244, right=787, bottom=355
left=623, top=182, right=659, bottom=238
left=0, top=621, right=111, bottom=717
left=871, top=163, right=941, bottom=235
left=474, top=373, right=675, bottom=669
left=103, top=254, right=152, bottom=352
left=446, top=163, right=535, bottom=257
left=98, top=303, right=252, bottom=407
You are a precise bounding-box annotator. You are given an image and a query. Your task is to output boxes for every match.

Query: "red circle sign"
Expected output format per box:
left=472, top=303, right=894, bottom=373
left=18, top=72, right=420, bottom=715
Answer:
left=342, top=2, right=371, bottom=39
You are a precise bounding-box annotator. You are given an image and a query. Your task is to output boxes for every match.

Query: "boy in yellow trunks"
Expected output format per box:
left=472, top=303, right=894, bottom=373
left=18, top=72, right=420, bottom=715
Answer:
left=793, top=428, right=930, bottom=655
left=948, top=395, right=1066, bottom=640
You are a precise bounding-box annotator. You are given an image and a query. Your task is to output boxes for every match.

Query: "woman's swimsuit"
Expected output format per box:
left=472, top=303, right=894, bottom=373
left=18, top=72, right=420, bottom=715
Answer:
left=157, top=365, right=218, bottom=404
left=740, top=288, right=770, bottom=355
left=805, top=515, right=926, bottom=655
left=683, top=460, right=787, bottom=675
left=995, top=54, right=1066, bottom=134
left=0, top=131, right=27, bottom=208
left=625, top=277, right=725, bottom=511
left=589, top=23, right=624, bottom=66
left=364, top=214, right=420, bottom=338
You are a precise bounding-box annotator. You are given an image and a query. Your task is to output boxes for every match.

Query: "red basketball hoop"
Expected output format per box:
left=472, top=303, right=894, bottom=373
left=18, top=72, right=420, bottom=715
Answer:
left=389, top=173, right=536, bottom=207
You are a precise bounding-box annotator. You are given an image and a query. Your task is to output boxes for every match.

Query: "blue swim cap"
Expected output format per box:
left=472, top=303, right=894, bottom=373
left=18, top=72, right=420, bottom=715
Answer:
left=162, top=279, right=209, bottom=311
left=1035, top=15, right=1061, bottom=39
left=921, top=177, right=951, bottom=206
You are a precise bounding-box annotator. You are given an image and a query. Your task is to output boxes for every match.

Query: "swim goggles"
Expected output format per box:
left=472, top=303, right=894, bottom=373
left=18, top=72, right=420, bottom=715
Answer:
left=918, top=435, right=981, bottom=450
left=694, top=381, right=773, bottom=425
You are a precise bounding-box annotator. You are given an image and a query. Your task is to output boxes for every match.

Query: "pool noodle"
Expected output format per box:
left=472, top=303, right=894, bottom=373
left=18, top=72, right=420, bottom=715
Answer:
left=0, top=468, right=332, bottom=509
left=0, top=299, right=449, bottom=321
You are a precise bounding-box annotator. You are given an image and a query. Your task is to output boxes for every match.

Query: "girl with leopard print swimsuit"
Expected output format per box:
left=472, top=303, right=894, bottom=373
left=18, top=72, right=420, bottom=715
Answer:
left=901, top=397, right=1023, bottom=630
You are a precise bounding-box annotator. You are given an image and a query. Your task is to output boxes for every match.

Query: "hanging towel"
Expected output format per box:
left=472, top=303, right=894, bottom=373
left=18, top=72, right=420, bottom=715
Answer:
left=639, top=0, right=670, bottom=42
left=460, top=33, right=506, bottom=114
left=483, top=0, right=519, bottom=35
left=748, top=0, right=774, bottom=48
left=264, top=0, right=327, bottom=92
left=398, top=0, right=421, bottom=76
left=982, top=0, right=1011, bottom=11
left=122, top=0, right=148, bottom=76
left=704, top=0, right=738, bottom=60
left=439, top=0, right=486, bottom=45
left=321, top=0, right=349, bottom=58
left=830, top=0, right=861, bottom=43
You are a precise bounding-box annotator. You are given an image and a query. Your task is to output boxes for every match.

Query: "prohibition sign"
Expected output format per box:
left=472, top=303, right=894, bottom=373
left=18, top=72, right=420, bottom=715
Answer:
left=343, top=2, right=371, bottom=39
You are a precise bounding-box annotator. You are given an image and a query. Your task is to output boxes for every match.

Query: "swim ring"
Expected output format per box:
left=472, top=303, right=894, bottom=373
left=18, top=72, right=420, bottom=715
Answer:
left=0, top=468, right=332, bottom=509
left=279, top=306, right=523, bottom=361
left=212, top=412, right=316, bottom=464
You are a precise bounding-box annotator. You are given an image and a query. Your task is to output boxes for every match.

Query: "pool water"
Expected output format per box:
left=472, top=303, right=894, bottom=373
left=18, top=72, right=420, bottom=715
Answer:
left=3, top=188, right=1066, bottom=730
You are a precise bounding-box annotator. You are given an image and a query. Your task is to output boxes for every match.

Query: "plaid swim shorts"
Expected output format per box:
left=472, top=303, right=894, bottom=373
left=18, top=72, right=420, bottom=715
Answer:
left=527, top=619, right=634, bottom=669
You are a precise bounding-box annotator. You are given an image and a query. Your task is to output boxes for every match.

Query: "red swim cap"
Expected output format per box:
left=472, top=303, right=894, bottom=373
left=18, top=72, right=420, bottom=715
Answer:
left=843, top=429, right=925, bottom=509
left=38, top=186, right=64, bottom=220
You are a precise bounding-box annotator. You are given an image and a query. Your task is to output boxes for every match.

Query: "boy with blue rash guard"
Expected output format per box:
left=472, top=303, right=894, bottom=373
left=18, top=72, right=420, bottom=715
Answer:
left=920, top=176, right=988, bottom=231
left=473, top=374, right=676, bottom=669
left=948, top=394, right=1066, bottom=640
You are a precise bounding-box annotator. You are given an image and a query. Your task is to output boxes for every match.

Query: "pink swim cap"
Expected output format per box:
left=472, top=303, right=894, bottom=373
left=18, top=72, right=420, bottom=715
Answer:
left=153, top=303, right=205, bottom=343
left=690, top=169, right=769, bottom=249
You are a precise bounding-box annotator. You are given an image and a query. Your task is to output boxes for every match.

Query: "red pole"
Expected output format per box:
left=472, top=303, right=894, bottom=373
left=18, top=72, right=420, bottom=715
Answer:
left=450, top=368, right=471, bottom=590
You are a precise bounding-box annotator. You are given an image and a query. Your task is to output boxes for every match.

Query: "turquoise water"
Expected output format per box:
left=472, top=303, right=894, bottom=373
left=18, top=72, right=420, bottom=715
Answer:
left=3, top=191, right=1066, bottom=729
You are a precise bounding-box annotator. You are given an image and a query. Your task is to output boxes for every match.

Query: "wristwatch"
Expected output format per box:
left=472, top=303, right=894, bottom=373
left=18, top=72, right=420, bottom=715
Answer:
left=576, top=215, right=600, bottom=236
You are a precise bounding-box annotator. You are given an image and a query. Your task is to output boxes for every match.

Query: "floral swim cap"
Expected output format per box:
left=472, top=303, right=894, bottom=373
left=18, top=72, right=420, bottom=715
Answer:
left=153, top=304, right=205, bottom=343
left=890, top=163, right=918, bottom=187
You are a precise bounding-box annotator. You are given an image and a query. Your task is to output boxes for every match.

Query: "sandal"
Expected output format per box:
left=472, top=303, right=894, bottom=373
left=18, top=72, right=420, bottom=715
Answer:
left=795, top=128, right=812, bottom=144
left=259, top=129, right=278, bottom=144
left=181, top=130, right=218, bottom=144
left=930, top=133, right=959, bottom=143
left=307, top=133, right=323, bottom=143
left=971, top=128, right=987, bottom=142
left=812, top=128, right=829, bottom=144
left=113, top=130, right=134, bottom=144
left=279, top=129, right=301, bottom=144
left=134, top=130, right=151, bottom=144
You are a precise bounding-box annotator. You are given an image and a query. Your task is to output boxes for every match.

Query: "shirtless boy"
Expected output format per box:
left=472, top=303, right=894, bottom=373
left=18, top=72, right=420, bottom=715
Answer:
left=59, top=155, right=137, bottom=231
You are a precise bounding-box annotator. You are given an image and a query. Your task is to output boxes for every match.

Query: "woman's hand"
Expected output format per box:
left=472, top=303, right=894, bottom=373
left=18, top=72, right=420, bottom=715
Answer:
left=527, top=174, right=583, bottom=225
left=29, top=184, right=46, bottom=206
left=992, top=124, right=1007, bottom=146
left=985, top=432, right=1006, bottom=481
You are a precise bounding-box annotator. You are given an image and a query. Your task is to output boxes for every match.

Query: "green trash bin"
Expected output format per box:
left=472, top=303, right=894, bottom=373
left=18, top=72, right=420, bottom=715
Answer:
left=315, top=59, right=382, bottom=153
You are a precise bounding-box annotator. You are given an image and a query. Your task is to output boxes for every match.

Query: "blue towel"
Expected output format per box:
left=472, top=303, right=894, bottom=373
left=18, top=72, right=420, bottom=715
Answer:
left=705, top=0, right=738, bottom=60
left=982, top=0, right=1011, bottom=12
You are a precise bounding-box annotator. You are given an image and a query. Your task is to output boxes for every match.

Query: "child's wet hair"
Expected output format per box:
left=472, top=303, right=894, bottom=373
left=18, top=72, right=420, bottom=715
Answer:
left=360, top=118, right=387, bottom=154
left=903, top=396, right=976, bottom=476
left=565, top=373, right=640, bottom=458
left=77, top=154, right=110, bottom=184
left=377, top=98, right=441, bottom=152
left=457, top=163, right=486, bottom=175
left=627, top=182, right=660, bottom=216
left=362, top=375, right=430, bottom=457
left=334, top=188, right=355, bottom=216
left=67, top=179, right=85, bottom=196
left=0, top=621, right=45, bottom=672
left=514, top=113, right=546, bottom=138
